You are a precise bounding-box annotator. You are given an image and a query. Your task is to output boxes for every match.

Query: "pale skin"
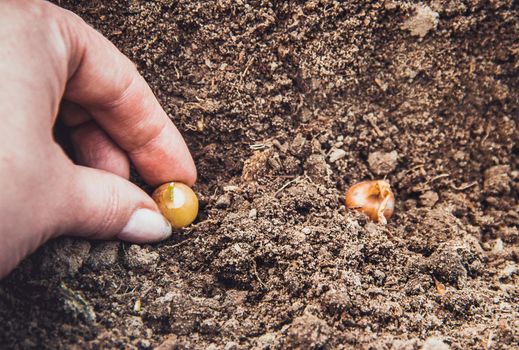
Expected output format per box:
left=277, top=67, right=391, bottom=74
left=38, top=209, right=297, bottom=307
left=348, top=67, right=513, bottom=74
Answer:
left=0, top=0, right=196, bottom=278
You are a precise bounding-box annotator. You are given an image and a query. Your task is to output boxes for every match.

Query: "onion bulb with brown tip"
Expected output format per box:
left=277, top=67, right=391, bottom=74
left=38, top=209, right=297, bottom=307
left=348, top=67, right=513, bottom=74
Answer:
left=152, top=182, right=199, bottom=229
left=345, top=180, right=395, bottom=224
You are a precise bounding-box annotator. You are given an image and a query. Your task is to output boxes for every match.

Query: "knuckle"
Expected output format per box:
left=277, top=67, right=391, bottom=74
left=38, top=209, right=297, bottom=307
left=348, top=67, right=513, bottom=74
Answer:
left=99, top=71, right=140, bottom=111
left=127, top=118, right=167, bottom=154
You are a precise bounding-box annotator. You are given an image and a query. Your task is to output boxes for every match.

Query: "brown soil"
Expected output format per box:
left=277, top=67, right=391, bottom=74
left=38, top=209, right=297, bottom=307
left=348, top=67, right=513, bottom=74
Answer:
left=1, top=1, right=518, bottom=349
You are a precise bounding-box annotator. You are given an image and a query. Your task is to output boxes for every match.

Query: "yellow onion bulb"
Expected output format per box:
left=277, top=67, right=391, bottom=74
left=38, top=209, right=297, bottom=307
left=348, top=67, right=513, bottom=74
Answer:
left=345, top=180, right=395, bottom=224
left=152, top=182, right=199, bottom=229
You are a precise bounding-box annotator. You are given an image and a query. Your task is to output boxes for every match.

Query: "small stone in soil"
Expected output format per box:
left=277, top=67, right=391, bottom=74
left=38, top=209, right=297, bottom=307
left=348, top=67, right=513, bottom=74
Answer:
left=215, top=193, right=232, bottom=208
left=329, top=148, right=347, bottom=163
left=422, top=337, right=450, bottom=350
left=368, top=150, right=398, bottom=175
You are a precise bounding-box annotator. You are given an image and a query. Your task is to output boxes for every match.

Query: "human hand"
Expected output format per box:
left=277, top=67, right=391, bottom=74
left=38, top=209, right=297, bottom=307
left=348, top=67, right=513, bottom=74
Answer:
left=0, top=0, right=196, bottom=278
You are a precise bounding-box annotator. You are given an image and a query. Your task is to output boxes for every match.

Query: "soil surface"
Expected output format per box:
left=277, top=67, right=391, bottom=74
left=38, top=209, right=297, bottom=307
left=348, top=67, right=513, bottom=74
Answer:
left=1, top=1, right=518, bottom=349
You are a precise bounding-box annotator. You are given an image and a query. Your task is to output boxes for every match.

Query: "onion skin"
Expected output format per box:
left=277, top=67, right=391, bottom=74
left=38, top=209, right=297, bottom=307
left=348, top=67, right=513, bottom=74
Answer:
left=152, top=182, right=199, bottom=229
left=345, top=180, right=395, bottom=224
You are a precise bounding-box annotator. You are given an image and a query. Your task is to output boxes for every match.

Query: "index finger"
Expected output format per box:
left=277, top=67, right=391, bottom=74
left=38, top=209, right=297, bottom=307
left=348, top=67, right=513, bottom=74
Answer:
left=58, top=5, right=196, bottom=186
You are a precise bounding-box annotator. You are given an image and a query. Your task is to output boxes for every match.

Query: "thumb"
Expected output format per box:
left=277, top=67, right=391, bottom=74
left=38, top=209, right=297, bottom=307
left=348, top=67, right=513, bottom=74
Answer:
left=63, top=165, right=172, bottom=243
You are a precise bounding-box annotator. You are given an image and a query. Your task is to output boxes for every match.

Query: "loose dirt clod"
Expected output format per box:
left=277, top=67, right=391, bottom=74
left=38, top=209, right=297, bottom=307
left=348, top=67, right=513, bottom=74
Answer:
left=483, top=165, right=511, bottom=195
left=40, top=238, right=91, bottom=278
left=420, top=190, right=439, bottom=207
left=86, top=241, right=120, bottom=271
left=401, top=4, right=439, bottom=38
left=124, top=245, right=160, bottom=271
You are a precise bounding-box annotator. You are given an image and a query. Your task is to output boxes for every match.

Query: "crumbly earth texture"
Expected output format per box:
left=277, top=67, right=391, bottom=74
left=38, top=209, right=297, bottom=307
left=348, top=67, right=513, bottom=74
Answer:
left=1, top=1, right=518, bottom=349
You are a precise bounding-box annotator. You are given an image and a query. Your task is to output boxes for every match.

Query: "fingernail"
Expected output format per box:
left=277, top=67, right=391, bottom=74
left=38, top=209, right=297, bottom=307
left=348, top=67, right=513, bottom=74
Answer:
left=118, top=208, right=172, bottom=243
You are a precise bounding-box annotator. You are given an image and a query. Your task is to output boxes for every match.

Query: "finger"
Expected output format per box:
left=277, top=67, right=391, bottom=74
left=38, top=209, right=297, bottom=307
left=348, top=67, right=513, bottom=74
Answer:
left=62, top=165, right=172, bottom=243
left=70, top=121, right=130, bottom=179
left=60, top=100, right=91, bottom=127
left=60, top=101, right=130, bottom=177
left=56, top=7, right=196, bottom=186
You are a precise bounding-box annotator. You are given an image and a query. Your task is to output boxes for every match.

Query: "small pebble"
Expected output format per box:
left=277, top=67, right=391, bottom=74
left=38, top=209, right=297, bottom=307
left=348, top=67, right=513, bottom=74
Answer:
left=422, top=337, right=450, bottom=350
left=368, top=150, right=398, bottom=175
left=215, top=193, right=232, bottom=208
left=329, top=148, right=347, bottom=163
left=492, top=238, right=504, bottom=253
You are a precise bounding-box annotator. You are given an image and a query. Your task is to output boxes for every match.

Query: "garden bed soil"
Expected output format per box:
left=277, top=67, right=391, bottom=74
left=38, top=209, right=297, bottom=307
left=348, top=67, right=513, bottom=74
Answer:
left=0, top=1, right=517, bottom=349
